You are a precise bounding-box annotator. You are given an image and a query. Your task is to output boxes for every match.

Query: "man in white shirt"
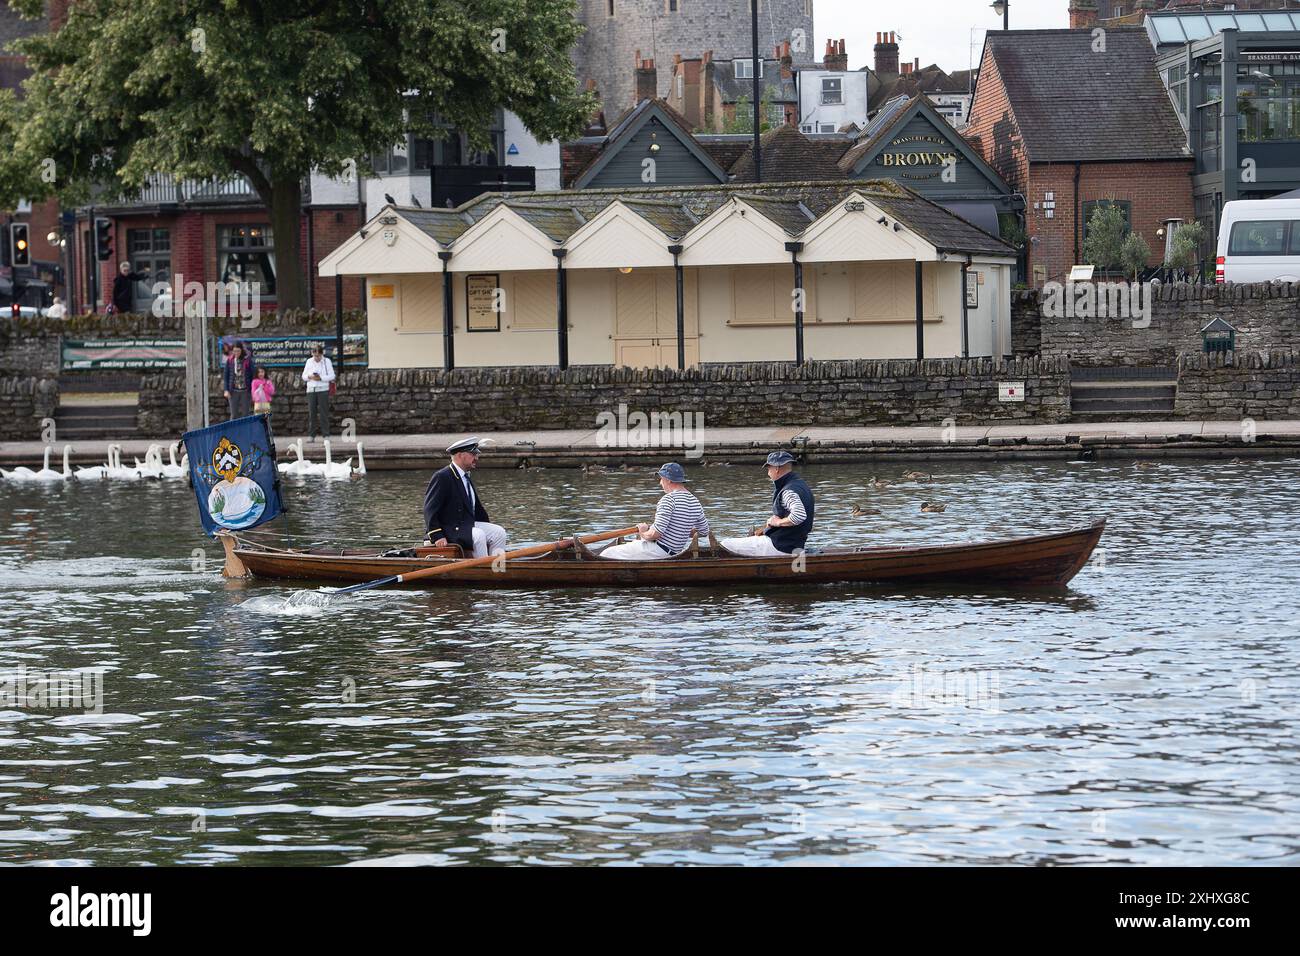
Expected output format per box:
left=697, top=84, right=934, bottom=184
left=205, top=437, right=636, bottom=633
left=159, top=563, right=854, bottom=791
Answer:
left=301, top=344, right=335, bottom=441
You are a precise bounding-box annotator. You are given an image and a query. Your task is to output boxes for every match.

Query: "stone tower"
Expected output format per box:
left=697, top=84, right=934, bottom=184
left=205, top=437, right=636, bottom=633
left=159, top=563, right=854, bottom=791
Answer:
left=575, top=0, right=816, bottom=113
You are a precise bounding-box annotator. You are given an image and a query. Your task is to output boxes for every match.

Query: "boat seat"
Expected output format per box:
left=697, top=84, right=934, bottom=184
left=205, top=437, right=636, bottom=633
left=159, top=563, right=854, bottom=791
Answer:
left=413, top=544, right=465, bottom=559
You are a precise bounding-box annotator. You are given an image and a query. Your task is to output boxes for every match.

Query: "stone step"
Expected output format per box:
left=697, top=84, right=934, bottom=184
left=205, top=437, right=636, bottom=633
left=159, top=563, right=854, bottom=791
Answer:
left=1071, top=383, right=1177, bottom=400
left=1071, top=365, right=1178, bottom=383
left=1071, top=397, right=1176, bottom=414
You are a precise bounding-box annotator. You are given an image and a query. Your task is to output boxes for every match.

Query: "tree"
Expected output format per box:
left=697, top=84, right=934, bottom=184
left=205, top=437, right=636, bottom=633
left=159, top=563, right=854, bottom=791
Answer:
left=723, top=92, right=775, bottom=134
left=0, top=1, right=594, bottom=309
left=1119, top=231, right=1151, bottom=281
left=1165, top=220, right=1206, bottom=277
left=1082, top=203, right=1127, bottom=273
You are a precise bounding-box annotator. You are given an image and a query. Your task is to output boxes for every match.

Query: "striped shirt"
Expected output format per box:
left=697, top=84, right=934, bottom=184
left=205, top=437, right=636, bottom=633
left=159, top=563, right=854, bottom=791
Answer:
left=778, top=489, right=807, bottom=524
left=652, top=489, right=711, bottom=555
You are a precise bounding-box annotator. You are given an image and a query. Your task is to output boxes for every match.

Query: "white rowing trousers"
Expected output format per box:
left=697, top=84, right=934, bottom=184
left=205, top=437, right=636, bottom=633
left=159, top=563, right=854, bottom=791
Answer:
left=600, top=539, right=672, bottom=560
left=717, top=535, right=787, bottom=557
left=471, top=522, right=508, bottom=558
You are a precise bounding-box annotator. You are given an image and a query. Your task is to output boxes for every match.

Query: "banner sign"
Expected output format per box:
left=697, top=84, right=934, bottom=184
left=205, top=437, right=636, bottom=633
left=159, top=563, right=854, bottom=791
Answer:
left=183, top=414, right=284, bottom=537
left=61, top=338, right=185, bottom=370
left=212, top=334, right=367, bottom=368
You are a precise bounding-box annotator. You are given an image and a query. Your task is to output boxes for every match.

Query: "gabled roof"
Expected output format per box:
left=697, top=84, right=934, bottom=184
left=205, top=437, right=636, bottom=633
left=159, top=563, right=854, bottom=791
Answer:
left=366, top=178, right=1015, bottom=258
left=710, top=58, right=798, bottom=104
left=977, top=29, right=1190, bottom=163
left=569, top=98, right=729, bottom=189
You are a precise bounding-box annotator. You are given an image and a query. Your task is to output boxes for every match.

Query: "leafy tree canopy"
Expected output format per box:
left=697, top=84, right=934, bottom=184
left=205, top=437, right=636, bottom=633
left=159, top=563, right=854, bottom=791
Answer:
left=0, top=0, right=594, bottom=307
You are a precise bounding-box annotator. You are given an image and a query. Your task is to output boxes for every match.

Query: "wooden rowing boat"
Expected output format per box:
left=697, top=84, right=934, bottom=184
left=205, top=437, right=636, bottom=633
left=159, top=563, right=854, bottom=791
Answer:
left=218, top=518, right=1105, bottom=589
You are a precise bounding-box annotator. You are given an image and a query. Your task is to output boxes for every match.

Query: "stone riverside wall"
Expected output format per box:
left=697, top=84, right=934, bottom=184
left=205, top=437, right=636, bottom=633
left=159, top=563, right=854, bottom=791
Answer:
left=1174, top=351, right=1300, bottom=420
left=0, top=311, right=366, bottom=377
left=1015, top=282, right=1300, bottom=365
left=136, top=358, right=1074, bottom=438
left=0, top=377, right=59, bottom=440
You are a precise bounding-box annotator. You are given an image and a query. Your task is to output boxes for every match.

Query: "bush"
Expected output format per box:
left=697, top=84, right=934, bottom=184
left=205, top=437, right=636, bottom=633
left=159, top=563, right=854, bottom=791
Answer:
left=1120, top=232, right=1151, bottom=281
left=1082, top=204, right=1127, bottom=272
left=1165, top=221, right=1206, bottom=274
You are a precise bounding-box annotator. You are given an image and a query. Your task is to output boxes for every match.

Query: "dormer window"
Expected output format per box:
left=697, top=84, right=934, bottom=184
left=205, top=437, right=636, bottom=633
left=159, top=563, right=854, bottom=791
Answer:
left=734, top=59, right=763, bottom=79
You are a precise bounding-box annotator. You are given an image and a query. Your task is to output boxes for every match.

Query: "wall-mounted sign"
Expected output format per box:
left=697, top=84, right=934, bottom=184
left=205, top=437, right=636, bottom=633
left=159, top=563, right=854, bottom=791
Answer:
left=877, top=135, right=960, bottom=180
left=507, top=143, right=520, bottom=155
left=965, top=271, right=978, bottom=308
left=61, top=338, right=185, bottom=370
left=212, top=334, right=368, bottom=368
left=1244, top=52, right=1300, bottom=62
left=466, top=273, right=501, bottom=332
left=382, top=229, right=397, bottom=246
left=999, top=381, right=1025, bottom=403
left=844, top=200, right=866, bottom=212
left=370, top=283, right=394, bottom=299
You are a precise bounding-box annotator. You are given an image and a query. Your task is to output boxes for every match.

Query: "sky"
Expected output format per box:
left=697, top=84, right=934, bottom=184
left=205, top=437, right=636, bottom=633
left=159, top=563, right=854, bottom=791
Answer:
left=814, top=0, right=1069, bottom=76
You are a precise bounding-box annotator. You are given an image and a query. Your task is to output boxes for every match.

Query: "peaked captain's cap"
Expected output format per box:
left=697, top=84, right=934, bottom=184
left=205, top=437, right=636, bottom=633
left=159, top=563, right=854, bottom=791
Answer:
left=447, top=436, right=482, bottom=455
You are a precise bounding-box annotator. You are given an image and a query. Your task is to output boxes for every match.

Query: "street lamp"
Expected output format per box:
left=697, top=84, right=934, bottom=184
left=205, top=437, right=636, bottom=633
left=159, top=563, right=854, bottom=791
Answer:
left=991, top=0, right=1008, bottom=30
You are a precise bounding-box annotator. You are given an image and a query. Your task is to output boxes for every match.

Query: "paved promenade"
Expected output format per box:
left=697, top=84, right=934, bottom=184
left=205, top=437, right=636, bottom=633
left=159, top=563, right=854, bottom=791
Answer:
left=4, top=420, right=1299, bottom=468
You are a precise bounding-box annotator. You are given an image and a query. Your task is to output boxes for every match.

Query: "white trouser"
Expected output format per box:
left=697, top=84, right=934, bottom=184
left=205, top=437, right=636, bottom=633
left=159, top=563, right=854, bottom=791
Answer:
left=718, top=534, right=786, bottom=557
left=599, top=538, right=672, bottom=561
left=471, top=522, right=508, bottom=558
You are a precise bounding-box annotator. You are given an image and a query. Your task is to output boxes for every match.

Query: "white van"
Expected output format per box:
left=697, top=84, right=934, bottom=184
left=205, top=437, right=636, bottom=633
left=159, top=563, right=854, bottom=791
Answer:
left=1216, top=198, right=1300, bottom=283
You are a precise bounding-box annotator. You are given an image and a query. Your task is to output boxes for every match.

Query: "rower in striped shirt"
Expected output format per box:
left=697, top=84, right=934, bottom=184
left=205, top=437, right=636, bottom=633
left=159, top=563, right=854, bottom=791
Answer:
left=600, top=462, right=711, bottom=560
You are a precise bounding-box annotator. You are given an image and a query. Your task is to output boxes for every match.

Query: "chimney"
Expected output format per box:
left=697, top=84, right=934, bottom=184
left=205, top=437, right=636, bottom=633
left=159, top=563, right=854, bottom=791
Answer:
left=873, top=30, right=899, bottom=75
left=1068, top=0, right=1099, bottom=29
left=825, top=38, right=848, bottom=72
left=48, top=0, right=71, bottom=30
left=778, top=41, right=794, bottom=80
left=634, top=51, right=657, bottom=104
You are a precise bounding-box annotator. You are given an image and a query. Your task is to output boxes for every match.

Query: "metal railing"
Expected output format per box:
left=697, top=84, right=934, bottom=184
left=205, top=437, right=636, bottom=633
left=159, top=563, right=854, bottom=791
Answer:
left=100, top=173, right=260, bottom=207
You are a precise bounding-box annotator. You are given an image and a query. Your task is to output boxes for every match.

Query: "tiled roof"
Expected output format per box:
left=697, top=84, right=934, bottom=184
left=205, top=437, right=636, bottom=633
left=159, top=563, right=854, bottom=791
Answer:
left=566, top=98, right=726, bottom=189
left=711, top=61, right=798, bottom=104
left=729, top=124, right=850, bottom=183
left=382, top=178, right=1013, bottom=255
left=984, top=29, right=1190, bottom=162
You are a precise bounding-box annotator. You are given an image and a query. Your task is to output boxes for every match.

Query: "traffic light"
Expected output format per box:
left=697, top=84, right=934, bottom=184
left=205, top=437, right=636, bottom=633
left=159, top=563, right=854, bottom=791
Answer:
left=10, top=223, right=29, bottom=267
left=94, top=217, right=113, bottom=261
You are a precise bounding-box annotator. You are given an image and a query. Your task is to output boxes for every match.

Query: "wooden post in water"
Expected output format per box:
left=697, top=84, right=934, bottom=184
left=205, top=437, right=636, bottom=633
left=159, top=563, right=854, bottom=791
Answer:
left=184, top=308, right=207, bottom=432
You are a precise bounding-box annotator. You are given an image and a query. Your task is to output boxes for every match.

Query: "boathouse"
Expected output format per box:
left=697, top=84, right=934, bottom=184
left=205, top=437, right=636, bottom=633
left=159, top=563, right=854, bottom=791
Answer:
left=318, top=180, right=1017, bottom=370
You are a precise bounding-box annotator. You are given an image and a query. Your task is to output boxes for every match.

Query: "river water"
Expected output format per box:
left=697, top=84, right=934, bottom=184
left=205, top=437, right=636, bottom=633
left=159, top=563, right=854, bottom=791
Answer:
left=1, top=457, right=1298, bottom=866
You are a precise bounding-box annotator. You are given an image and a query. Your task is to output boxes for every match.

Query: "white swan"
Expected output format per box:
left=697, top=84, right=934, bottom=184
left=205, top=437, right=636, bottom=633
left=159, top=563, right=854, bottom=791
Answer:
left=2, top=449, right=43, bottom=481
left=134, top=444, right=165, bottom=479
left=160, top=443, right=188, bottom=479
left=279, top=438, right=317, bottom=476
left=33, top=445, right=73, bottom=482
left=105, top=445, right=143, bottom=481
left=75, top=446, right=113, bottom=481
left=320, top=439, right=353, bottom=480
left=353, top=442, right=367, bottom=476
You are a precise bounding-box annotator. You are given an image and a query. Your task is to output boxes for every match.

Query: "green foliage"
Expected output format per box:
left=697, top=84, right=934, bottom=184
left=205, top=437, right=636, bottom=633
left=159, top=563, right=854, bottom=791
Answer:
left=1120, top=231, right=1151, bottom=281
left=1165, top=220, right=1206, bottom=272
left=1082, top=204, right=1127, bottom=271
left=998, top=214, right=1027, bottom=251
left=0, top=1, right=595, bottom=306
left=723, top=92, right=774, bottom=134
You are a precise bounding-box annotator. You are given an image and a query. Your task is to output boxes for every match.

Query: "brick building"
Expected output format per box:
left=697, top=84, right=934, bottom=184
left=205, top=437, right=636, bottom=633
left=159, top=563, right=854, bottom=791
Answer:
left=966, top=28, right=1194, bottom=285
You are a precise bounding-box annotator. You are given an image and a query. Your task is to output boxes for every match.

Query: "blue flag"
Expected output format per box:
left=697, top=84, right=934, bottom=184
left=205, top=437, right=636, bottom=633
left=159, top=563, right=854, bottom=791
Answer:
left=183, top=415, right=284, bottom=536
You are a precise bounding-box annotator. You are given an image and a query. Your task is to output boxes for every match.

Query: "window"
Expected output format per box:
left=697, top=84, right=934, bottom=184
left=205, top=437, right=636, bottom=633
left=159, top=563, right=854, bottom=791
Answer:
left=127, top=228, right=170, bottom=312
left=819, top=123, right=836, bottom=133
left=607, top=0, right=614, bottom=16
left=734, top=58, right=763, bottom=79
left=821, top=77, right=842, bottom=105
left=804, top=0, right=812, bottom=14
left=218, top=225, right=276, bottom=298
left=665, top=0, right=679, bottom=10
left=676, top=74, right=683, bottom=100
left=1228, top=220, right=1292, bottom=255
left=1081, top=200, right=1132, bottom=243
left=801, top=124, right=814, bottom=133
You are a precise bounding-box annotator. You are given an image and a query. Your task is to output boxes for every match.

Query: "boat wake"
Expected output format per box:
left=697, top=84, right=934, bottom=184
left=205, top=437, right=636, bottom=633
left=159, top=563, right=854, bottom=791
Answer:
left=240, top=593, right=330, bottom=617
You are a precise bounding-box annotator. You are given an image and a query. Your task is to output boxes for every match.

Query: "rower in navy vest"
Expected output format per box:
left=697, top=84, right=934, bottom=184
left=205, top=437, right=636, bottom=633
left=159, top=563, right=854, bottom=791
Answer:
left=422, top=436, right=508, bottom=558
left=719, top=450, right=815, bottom=557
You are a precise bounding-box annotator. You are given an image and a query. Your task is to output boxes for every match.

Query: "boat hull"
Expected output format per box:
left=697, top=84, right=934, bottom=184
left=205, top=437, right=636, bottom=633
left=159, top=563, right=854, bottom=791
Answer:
left=225, top=519, right=1106, bottom=589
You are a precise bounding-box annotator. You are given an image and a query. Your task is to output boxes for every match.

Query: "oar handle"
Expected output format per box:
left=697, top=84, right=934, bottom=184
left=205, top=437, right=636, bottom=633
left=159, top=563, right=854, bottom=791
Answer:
left=395, top=526, right=639, bottom=583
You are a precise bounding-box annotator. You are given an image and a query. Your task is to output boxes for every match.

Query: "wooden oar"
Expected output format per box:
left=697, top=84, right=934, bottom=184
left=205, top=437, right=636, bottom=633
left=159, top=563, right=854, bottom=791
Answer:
left=330, top=526, right=639, bottom=595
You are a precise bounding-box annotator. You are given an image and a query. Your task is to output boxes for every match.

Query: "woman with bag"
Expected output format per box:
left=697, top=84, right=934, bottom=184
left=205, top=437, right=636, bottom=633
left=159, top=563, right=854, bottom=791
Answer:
left=222, top=342, right=254, bottom=420
left=301, top=344, right=336, bottom=441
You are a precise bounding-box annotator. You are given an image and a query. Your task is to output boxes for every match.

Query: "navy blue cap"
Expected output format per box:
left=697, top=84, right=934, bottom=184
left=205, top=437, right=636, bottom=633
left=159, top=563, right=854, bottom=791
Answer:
left=656, top=462, right=688, bottom=482
left=765, top=450, right=796, bottom=467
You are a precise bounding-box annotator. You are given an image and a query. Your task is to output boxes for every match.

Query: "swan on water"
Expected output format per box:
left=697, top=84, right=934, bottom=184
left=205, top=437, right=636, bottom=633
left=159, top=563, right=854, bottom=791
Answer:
left=104, top=445, right=143, bottom=481
left=134, top=444, right=165, bottom=479
left=160, top=442, right=188, bottom=479
left=320, top=440, right=353, bottom=480
left=33, top=445, right=74, bottom=482
left=75, top=446, right=114, bottom=481
left=279, top=438, right=318, bottom=476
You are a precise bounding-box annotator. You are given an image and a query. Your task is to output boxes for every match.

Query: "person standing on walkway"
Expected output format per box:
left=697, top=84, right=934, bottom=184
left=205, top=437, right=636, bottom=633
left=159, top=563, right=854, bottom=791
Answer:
left=601, top=462, right=711, bottom=560
left=423, top=437, right=508, bottom=558
left=251, top=366, right=276, bottom=417
left=110, top=261, right=147, bottom=315
left=301, top=344, right=335, bottom=441
left=222, top=342, right=254, bottom=420
left=719, top=451, right=815, bottom=557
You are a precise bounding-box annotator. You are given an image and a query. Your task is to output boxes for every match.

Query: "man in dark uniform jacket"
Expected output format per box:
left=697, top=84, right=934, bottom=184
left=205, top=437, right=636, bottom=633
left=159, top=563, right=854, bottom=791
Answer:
left=719, top=450, right=815, bottom=556
left=422, top=436, right=508, bottom=558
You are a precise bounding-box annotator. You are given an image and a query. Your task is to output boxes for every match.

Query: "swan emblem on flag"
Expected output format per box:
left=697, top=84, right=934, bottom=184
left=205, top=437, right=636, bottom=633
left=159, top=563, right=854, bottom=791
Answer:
left=198, top=437, right=270, bottom=529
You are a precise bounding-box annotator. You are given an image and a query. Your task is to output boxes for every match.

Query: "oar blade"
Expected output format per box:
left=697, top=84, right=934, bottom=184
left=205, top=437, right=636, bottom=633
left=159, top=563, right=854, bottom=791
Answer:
left=332, top=574, right=400, bottom=595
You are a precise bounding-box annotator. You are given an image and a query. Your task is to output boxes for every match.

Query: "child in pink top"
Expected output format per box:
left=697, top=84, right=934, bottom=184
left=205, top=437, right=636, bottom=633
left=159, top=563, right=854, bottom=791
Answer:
left=251, top=367, right=276, bottom=415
